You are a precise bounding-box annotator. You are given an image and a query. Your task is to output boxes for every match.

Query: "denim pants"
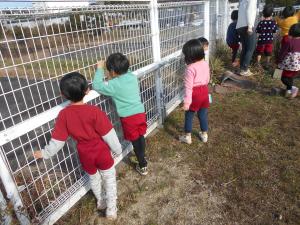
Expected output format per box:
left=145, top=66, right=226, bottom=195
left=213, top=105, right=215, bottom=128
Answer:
left=184, top=108, right=208, bottom=133
left=237, top=26, right=256, bottom=71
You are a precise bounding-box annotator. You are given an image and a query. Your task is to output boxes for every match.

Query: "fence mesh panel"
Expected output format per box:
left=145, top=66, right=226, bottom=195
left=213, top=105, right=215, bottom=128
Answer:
left=158, top=2, right=205, bottom=58
left=0, top=1, right=214, bottom=224
left=161, top=57, right=184, bottom=106
left=0, top=4, right=153, bottom=131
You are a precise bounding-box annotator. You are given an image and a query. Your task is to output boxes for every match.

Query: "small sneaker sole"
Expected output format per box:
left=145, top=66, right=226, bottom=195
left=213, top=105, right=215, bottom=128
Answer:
left=136, top=165, right=148, bottom=176
left=178, top=137, right=192, bottom=145
left=106, top=215, right=117, bottom=221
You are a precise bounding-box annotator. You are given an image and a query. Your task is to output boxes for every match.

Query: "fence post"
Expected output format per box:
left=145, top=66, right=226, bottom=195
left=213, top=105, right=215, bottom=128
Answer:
left=150, top=0, right=165, bottom=124
left=215, top=0, right=219, bottom=39
left=0, top=189, right=12, bottom=225
left=0, top=150, right=30, bottom=225
left=150, top=0, right=161, bottom=63
left=204, top=1, right=210, bottom=62
left=223, top=0, right=229, bottom=41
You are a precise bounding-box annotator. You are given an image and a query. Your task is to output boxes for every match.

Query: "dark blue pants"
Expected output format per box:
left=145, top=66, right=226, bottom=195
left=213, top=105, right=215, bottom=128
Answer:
left=184, top=108, right=208, bottom=133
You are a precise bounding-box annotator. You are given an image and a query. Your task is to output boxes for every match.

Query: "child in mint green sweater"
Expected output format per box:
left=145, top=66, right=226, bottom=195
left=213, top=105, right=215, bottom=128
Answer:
left=93, top=53, right=148, bottom=175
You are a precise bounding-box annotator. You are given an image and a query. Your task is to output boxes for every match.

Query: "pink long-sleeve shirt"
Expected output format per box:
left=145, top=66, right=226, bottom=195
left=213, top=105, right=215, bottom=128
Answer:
left=183, top=60, right=210, bottom=109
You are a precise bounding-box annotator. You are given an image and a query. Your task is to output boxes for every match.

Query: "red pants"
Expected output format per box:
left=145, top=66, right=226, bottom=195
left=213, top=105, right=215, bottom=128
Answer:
left=282, top=70, right=299, bottom=78
left=120, top=113, right=147, bottom=141
left=189, top=85, right=209, bottom=111
left=256, top=43, right=273, bottom=56
left=77, top=139, right=114, bottom=174
left=229, top=44, right=240, bottom=51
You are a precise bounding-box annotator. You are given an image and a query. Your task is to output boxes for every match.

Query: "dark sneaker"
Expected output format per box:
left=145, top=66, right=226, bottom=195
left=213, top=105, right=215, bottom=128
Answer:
left=136, top=165, right=148, bottom=176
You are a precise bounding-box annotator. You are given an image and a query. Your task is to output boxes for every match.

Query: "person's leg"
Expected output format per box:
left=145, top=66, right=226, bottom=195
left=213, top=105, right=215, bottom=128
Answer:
left=100, top=167, right=117, bottom=219
left=257, top=54, right=262, bottom=64
left=242, top=31, right=256, bottom=71
left=197, top=108, right=208, bottom=142
left=179, top=110, right=194, bottom=144
left=237, top=28, right=247, bottom=70
left=256, top=44, right=264, bottom=64
left=89, top=171, right=106, bottom=209
left=184, top=110, right=195, bottom=133
left=232, top=46, right=238, bottom=63
left=265, top=43, right=273, bottom=64
left=132, top=136, right=147, bottom=168
left=281, top=76, right=293, bottom=90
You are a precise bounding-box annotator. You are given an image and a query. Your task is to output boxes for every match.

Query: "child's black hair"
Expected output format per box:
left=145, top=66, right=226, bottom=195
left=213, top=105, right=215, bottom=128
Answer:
left=262, top=5, right=273, bottom=18
left=288, top=22, right=300, bottom=37
left=60, top=72, right=88, bottom=102
left=106, top=53, right=130, bottom=75
left=198, top=37, right=209, bottom=46
left=282, top=6, right=295, bottom=19
left=182, top=39, right=205, bottom=65
left=231, top=10, right=238, bottom=21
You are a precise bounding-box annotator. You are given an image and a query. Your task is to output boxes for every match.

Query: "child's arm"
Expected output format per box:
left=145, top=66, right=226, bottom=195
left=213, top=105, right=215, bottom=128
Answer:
left=34, top=111, right=68, bottom=159
left=102, top=128, right=122, bottom=156
left=92, top=61, right=116, bottom=96
left=183, top=68, right=194, bottom=111
left=278, top=40, right=290, bottom=64
left=34, top=139, right=65, bottom=159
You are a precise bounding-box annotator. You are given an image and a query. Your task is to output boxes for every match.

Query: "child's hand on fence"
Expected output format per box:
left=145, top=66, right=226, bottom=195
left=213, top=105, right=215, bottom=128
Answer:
left=97, top=60, right=105, bottom=69
left=33, top=150, right=43, bottom=159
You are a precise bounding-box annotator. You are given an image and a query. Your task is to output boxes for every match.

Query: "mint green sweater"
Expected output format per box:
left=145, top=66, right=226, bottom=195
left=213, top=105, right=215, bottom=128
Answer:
left=92, top=68, right=145, bottom=117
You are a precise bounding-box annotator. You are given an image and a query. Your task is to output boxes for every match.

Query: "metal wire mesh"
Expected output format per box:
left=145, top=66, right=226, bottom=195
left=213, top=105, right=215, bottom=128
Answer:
left=0, top=1, right=214, bottom=224
left=158, top=1, right=205, bottom=58
left=0, top=4, right=153, bottom=131
left=161, top=57, right=185, bottom=106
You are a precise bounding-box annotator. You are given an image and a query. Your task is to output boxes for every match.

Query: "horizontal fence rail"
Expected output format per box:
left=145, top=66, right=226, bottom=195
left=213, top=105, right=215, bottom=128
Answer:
left=0, top=1, right=209, bottom=224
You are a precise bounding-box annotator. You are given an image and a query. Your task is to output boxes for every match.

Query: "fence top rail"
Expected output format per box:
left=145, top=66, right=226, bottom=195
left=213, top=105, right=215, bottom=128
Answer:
left=158, top=1, right=205, bottom=8
left=0, top=4, right=150, bottom=17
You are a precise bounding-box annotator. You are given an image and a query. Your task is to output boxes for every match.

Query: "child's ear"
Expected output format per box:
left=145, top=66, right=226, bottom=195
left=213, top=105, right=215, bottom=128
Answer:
left=85, top=88, right=90, bottom=95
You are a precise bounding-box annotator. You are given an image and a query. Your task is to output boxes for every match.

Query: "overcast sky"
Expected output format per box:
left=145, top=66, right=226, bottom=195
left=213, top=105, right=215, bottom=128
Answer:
left=0, top=1, right=94, bottom=8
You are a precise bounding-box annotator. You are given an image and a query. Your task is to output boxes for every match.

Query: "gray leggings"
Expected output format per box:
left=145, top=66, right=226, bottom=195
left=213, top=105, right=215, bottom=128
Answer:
left=89, top=166, right=117, bottom=216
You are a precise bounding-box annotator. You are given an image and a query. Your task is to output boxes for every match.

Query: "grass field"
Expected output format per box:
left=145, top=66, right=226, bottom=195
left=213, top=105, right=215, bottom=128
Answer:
left=55, top=57, right=300, bottom=224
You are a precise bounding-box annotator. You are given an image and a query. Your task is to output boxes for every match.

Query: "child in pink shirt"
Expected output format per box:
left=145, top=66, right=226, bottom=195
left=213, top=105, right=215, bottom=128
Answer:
left=179, top=39, right=210, bottom=144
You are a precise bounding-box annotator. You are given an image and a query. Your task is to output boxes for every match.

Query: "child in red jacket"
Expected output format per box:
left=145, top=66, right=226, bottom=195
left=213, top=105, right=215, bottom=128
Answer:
left=34, top=72, right=121, bottom=220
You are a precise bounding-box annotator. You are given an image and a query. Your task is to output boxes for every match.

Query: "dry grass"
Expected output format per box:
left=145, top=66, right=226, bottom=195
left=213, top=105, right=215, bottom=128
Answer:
left=55, top=63, right=300, bottom=225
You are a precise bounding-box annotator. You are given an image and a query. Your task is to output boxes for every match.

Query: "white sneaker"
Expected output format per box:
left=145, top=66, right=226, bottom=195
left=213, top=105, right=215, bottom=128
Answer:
left=97, top=199, right=106, bottom=210
left=291, top=86, right=299, bottom=98
left=199, top=132, right=208, bottom=143
left=179, top=134, right=192, bottom=144
left=106, top=207, right=117, bottom=220
left=239, top=69, right=253, bottom=76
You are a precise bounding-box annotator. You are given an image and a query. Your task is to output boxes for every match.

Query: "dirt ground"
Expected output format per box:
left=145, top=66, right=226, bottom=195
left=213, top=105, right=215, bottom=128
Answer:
left=55, top=68, right=300, bottom=225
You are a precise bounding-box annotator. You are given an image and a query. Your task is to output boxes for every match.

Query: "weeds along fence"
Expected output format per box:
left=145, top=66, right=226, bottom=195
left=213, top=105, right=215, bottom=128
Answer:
left=0, top=0, right=226, bottom=224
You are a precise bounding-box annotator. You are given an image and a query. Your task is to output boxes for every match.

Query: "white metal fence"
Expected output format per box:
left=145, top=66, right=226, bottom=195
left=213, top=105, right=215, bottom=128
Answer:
left=0, top=1, right=215, bottom=224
